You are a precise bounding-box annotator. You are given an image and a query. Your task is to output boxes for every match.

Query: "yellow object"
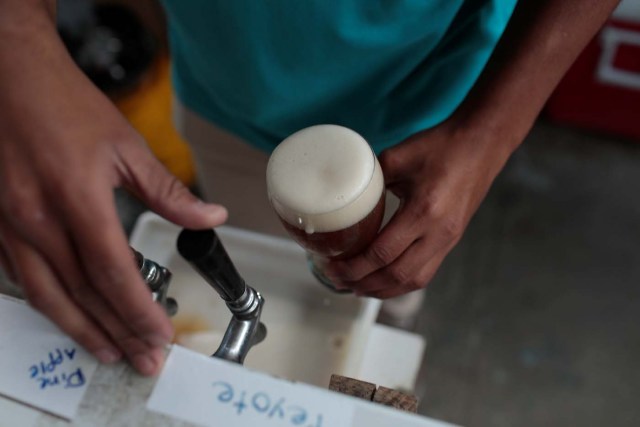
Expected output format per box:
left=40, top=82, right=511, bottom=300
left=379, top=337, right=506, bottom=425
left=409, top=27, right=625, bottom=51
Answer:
left=115, top=54, right=195, bottom=186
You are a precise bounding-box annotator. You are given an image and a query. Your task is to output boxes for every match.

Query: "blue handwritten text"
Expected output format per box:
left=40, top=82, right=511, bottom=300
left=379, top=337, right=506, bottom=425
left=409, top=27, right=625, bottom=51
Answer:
left=28, top=347, right=85, bottom=390
left=212, top=381, right=324, bottom=426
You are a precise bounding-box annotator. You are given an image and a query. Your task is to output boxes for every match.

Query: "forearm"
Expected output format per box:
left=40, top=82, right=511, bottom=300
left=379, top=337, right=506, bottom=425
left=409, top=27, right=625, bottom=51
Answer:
left=452, top=0, right=621, bottom=155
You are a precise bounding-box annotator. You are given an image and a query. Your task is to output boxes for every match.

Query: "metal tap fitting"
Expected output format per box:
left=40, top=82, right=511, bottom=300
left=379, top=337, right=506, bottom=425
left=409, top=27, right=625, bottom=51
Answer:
left=177, top=228, right=266, bottom=365
left=132, top=248, right=178, bottom=316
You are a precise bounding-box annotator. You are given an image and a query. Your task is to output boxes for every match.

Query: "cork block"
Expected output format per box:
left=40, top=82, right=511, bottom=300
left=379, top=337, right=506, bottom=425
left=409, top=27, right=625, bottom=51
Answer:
left=372, top=386, right=418, bottom=413
left=328, top=374, right=376, bottom=401
left=329, top=374, right=419, bottom=413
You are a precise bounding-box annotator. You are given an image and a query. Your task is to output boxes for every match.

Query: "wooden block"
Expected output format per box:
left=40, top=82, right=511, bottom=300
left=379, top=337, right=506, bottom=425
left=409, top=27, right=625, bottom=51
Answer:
left=372, top=386, right=418, bottom=413
left=328, top=374, right=376, bottom=401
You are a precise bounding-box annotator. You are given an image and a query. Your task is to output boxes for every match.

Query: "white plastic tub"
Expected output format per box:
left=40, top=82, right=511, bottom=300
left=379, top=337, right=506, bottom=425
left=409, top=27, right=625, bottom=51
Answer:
left=130, top=212, right=381, bottom=387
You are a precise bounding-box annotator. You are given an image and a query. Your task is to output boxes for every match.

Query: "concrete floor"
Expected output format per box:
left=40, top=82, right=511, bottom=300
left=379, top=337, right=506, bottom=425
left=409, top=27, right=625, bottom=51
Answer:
left=413, top=121, right=640, bottom=426
left=116, top=120, right=640, bottom=427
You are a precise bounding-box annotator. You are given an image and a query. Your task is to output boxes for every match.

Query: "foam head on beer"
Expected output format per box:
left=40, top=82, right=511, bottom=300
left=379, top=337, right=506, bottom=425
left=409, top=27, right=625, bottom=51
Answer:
left=267, top=124, right=385, bottom=259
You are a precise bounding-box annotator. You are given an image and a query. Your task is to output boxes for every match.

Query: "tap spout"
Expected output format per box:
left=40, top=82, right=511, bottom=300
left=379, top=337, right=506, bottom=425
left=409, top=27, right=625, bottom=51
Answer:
left=177, top=228, right=266, bottom=364
left=213, top=287, right=266, bottom=364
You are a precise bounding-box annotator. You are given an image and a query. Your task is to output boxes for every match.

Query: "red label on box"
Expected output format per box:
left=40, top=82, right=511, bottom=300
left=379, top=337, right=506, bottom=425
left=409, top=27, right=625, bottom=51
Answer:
left=545, top=19, right=640, bottom=142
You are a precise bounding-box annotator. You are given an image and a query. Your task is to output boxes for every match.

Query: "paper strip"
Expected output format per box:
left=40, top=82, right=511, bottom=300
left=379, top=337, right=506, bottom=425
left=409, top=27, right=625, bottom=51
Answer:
left=147, top=345, right=354, bottom=427
left=0, top=295, right=98, bottom=419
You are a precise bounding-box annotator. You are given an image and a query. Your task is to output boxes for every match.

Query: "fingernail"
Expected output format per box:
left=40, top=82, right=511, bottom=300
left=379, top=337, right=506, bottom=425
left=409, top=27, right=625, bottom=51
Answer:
left=323, top=269, right=338, bottom=281
left=95, top=348, right=121, bottom=364
left=198, top=201, right=227, bottom=216
left=214, top=206, right=229, bottom=220
left=324, top=265, right=347, bottom=282
left=132, top=354, right=157, bottom=376
left=145, top=333, right=170, bottom=348
left=332, top=281, right=346, bottom=290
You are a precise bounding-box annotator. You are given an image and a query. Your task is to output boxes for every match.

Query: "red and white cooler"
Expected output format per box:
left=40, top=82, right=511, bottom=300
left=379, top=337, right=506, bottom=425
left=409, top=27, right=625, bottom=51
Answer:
left=545, top=1, right=640, bottom=141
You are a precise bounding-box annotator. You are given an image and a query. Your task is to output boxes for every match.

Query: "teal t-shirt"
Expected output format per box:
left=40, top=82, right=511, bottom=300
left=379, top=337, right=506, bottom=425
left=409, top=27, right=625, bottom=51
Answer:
left=160, top=1, right=517, bottom=153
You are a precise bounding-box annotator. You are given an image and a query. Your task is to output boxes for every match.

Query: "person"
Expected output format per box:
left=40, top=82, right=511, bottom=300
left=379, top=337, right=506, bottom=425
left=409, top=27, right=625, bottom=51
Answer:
left=0, top=0, right=620, bottom=376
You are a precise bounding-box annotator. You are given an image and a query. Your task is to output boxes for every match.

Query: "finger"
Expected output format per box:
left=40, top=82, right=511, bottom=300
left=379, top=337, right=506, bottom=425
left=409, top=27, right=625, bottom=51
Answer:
left=325, top=203, right=420, bottom=282
left=4, top=192, right=166, bottom=376
left=117, top=141, right=227, bottom=228
left=56, top=260, right=164, bottom=375
left=64, top=281, right=165, bottom=375
left=11, top=213, right=166, bottom=376
left=345, top=238, right=428, bottom=295
left=1, top=227, right=122, bottom=364
left=354, top=246, right=447, bottom=299
left=58, top=189, right=174, bottom=349
left=0, top=240, right=16, bottom=282
left=378, top=143, right=425, bottom=190
left=378, top=148, right=406, bottom=187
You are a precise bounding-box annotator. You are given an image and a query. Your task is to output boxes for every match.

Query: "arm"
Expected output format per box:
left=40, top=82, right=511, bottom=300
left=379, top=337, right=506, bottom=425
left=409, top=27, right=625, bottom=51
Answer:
left=0, top=0, right=227, bottom=374
left=326, top=0, right=621, bottom=298
left=457, top=0, right=621, bottom=151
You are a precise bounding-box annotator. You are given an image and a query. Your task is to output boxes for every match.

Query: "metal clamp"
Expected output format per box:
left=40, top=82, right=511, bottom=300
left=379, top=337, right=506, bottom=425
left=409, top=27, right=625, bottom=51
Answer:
left=132, top=248, right=178, bottom=316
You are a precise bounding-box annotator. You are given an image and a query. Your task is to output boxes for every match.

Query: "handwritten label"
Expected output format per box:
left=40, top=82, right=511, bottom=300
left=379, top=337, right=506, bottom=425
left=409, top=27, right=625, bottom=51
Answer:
left=28, top=347, right=86, bottom=390
left=0, top=295, right=98, bottom=419
left=209, top=380, right=324, bottom=426
left=147, top=345, right=354, bottom=427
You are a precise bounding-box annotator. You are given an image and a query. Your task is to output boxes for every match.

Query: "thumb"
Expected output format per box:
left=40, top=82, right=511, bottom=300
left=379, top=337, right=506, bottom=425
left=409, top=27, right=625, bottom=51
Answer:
left=118, top=142, right=227, bottom=229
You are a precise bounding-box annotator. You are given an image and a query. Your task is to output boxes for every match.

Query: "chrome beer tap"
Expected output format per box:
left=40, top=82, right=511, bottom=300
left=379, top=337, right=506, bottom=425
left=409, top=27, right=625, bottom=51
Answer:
left=176, top=229, right=267, bottom=365
left=132, top=229, right=266, bottom=365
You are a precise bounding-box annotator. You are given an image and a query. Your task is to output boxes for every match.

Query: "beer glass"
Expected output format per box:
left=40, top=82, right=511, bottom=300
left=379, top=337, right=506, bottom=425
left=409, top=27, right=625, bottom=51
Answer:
left=266, top=125, right=385, bottom=291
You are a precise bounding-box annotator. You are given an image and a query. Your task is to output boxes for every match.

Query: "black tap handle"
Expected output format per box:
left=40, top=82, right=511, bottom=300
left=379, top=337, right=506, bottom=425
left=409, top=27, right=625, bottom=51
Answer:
left=177, top=229, right=247, bottom=302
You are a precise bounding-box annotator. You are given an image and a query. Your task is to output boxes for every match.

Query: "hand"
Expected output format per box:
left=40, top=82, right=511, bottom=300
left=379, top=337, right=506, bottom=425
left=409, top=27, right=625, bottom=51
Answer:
left=320, top=0, right=621, bottom=301
left=0, top=54, right=227, bottom=375
left=324, top=122, right=512, bottom=299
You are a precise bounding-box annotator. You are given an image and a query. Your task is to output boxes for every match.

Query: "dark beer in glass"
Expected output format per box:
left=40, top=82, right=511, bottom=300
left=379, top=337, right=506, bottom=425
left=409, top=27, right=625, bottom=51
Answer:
left=267, top=125, right=385, bottom=290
